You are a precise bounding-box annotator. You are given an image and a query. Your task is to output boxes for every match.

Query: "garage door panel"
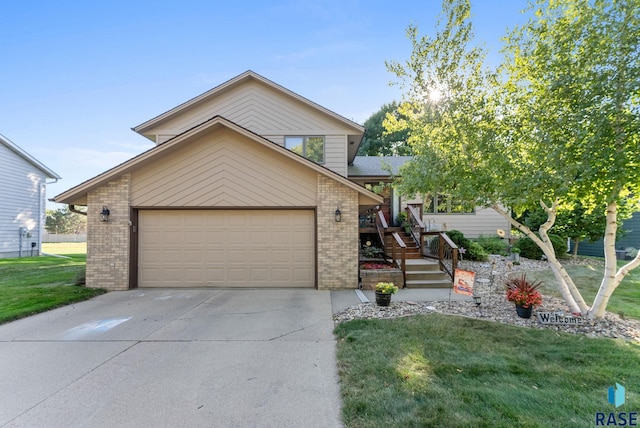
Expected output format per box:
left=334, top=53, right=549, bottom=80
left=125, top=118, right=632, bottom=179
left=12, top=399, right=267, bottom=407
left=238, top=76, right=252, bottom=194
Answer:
left=138, top=210, right=314, bottom=288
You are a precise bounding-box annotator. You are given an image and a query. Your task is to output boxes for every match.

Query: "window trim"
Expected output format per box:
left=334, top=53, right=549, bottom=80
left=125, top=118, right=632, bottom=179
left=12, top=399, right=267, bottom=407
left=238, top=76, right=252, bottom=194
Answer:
left=284, top=136, right=325, bottom=164
left=424, top=193, right=476, bottom=215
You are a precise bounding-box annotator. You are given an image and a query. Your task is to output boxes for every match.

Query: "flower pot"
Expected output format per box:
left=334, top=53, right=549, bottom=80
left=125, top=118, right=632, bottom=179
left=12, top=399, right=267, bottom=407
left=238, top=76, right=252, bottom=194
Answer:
left=515, top=304, right=533, bottom=319
left=375, top=292, right=392, bottom=306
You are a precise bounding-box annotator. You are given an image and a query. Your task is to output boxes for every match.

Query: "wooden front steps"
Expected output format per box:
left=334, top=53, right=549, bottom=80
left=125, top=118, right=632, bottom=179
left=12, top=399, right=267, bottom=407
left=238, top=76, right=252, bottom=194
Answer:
left=402, top=259, right=453, bottom=289
left=384, top=232, right=423, bottom=259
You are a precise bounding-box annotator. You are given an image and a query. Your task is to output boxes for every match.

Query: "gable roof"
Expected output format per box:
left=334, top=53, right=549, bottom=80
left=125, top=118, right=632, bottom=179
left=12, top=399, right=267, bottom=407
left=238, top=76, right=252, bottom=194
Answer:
left=54, top=116, right=382, bottom=206
left=348, top=156, right=412, bottom=178
left=0, top=134, right=61, bottom=179
left=132, top=71, right=366, bottom=164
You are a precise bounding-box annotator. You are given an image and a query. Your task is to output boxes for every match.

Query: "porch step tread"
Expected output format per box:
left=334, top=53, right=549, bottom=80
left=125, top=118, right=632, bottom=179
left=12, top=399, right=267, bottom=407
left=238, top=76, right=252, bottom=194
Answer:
left=403, top=259, right=439, bottom=265
left=406, top=270, right=448, bottom=275
left=405, top=279, right=453, bottom=288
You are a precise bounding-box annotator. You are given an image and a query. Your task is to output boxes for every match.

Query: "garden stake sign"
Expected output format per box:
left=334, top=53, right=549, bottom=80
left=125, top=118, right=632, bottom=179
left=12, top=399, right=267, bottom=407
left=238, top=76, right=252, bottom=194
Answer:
left=451, top=269, right=475, bottom=305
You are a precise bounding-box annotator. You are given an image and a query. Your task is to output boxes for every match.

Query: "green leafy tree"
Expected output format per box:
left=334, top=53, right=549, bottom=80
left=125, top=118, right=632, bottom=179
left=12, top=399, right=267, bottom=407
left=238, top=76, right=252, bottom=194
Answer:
left=520, top=201, right=636, bottom=255
left=46, top=207, right=87, bottom=234
left=386, top=0, right=640, bottom=318
left=357, top=102, right=412, bottom=156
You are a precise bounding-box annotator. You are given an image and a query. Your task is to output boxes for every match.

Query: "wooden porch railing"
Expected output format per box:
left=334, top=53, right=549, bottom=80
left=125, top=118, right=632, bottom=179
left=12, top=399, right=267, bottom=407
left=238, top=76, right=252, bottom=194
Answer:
left=390, top=232, right=407, bottom=284
left=406, top=205, right=425, bottom=247
left=368, top=207, right=457, bottom=283
left=419, top=231, right=459, bottom=281
left=375, top=210, right=388, bottom=253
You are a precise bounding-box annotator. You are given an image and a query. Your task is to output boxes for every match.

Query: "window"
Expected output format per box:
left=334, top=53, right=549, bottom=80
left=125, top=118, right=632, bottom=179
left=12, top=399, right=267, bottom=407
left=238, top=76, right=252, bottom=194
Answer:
left=424, top=193, right=475, bottom=214
left=285, top=136, right=324, bottom=163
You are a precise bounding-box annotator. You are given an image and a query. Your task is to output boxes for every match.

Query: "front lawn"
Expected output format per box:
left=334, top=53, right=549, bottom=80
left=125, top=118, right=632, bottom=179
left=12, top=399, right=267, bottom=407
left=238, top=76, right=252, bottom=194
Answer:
left=517, top=260, right=640, bottom=319
left=0, top=254, right=104, bottom=324
left=335, top=314, right=640, bottom=427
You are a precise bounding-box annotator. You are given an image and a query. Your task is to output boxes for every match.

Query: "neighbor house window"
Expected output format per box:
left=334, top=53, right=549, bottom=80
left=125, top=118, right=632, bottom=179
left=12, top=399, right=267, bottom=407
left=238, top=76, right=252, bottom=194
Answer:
left=425, top=193, right=475, bottom=214
left=285, top=136, right=324, bottom=163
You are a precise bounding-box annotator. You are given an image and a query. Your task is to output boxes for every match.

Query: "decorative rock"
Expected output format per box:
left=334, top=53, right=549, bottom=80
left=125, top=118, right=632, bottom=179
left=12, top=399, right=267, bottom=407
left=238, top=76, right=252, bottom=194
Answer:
left=334, top=257, right=640, bottom=343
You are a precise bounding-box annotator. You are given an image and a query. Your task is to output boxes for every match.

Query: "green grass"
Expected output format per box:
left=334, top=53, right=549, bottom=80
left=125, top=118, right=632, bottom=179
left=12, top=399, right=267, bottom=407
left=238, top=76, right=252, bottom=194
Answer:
left=335, top=314, right=640, bottom=428
left=513, top=260, right=640, bottom=319
left=42, top=242, right=87, bottom=255
left=0, top=254, right=104, bottom=324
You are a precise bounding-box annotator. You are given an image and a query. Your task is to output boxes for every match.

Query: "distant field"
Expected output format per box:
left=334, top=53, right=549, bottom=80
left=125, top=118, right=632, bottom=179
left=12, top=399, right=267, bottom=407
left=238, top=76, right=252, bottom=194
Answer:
left=42, top=242, right=87, bottom=255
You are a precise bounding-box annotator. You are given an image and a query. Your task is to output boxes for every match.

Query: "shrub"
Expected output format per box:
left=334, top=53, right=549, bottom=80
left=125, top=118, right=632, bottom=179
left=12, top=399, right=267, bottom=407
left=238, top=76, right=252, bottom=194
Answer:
left=465, top=241, right=489, bottom=261
left=361, top=246, right=384, bottom=258
left=477, top=234, right=509, bottom=255
left=445, top=230, right=487, bottom=261
left=395, top=211, right=408, bottom=227
left=514, top=233, right=568, bottom=260
left=446, top=230, right=470, bottom=248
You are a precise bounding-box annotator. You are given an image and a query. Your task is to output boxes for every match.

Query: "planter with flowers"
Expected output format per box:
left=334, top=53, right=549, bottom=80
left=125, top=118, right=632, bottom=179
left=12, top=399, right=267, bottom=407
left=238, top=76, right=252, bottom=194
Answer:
left=505, top=274, right=543, bottom=318
left=374, top=282, right=398, bottom=306
left=360, top=262, right=404, bottom=290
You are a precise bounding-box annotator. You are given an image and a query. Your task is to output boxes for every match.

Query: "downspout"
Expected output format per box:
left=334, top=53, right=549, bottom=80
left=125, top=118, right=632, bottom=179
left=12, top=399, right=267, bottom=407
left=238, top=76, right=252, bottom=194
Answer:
left=38, top=182, right=43, bottom=255
left=42, top=177, right=59, bottom=255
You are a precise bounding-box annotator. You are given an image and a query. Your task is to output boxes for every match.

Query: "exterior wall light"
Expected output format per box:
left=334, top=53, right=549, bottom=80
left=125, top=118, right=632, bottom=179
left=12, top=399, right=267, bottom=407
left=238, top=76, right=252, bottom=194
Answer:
left=334, top=208, right=342, bottom=223
left=100, top=206, right=110, bottom=222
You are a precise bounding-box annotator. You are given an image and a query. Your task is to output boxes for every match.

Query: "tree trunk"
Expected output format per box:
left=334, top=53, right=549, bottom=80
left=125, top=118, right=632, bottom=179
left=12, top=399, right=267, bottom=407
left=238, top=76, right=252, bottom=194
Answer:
left=587, top=201, right=640, bottom=319
left=537, top=201, right=589, bottom=313
left=572, top=238, right=580, bottom=256
left=491, top=203, right=586, bottom=314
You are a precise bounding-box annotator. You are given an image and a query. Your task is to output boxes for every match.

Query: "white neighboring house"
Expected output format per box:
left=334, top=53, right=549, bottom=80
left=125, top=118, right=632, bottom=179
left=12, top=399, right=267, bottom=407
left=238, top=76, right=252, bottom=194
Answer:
left=0, top=134, right=61, bottom=258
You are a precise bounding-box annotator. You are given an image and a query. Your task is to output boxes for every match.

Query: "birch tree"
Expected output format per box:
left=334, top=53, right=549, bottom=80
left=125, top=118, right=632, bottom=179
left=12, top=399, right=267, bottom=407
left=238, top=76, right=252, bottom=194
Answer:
left=386, top=0, right=640, bottom=318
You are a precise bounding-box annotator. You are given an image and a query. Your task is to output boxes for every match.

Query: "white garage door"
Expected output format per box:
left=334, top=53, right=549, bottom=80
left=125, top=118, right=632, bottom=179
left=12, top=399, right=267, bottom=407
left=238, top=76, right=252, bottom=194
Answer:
left=138, top=210, right=315, bottom=288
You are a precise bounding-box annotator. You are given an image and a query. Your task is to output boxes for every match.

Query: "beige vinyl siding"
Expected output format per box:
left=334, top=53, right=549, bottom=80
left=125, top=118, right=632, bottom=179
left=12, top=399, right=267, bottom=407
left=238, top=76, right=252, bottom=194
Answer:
left=422, top=207, right=510, bottom=239
left=131, top=128, right=318, bottom=207
left=149, top=80, right=357, bottom=139
left=0, top=143, right=46, bottom=257
left=144, top=80, right=353, bottom=176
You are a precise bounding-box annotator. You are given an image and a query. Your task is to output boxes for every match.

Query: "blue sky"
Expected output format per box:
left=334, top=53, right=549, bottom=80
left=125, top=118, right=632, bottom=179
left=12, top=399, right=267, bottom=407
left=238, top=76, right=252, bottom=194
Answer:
left=1, top=0, right=528, bottom=207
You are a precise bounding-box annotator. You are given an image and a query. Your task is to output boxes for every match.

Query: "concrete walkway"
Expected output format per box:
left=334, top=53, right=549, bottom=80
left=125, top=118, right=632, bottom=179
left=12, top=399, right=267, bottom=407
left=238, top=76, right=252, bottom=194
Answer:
left=330, top=287, right=472, bottom=314
left=0, top=289, right=342, bottom=428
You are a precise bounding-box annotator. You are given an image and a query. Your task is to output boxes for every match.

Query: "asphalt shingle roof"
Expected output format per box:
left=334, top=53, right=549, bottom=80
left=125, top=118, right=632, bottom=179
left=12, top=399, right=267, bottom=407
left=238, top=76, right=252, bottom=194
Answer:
left=348, top=156, right=412, bottom=177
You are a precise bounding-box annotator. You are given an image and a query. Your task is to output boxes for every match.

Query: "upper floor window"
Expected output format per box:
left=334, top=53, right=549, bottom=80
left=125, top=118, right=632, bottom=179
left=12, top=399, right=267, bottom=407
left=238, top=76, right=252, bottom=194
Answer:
left=285, top=136, right=324, bottom=164
left=425, top=193, right=475, bottom=214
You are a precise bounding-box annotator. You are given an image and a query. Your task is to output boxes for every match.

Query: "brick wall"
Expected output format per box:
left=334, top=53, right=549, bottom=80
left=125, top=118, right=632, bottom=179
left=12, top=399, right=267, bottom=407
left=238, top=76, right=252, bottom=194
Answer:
left=316, top=174, right=359, bottom=289
left=86, top=174, right=131, bottom=291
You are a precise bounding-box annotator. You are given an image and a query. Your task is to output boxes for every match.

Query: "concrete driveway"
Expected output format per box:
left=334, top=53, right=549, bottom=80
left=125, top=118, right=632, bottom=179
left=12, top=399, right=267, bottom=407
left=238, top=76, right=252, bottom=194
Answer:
left=0, top=289, right=342, bottom=427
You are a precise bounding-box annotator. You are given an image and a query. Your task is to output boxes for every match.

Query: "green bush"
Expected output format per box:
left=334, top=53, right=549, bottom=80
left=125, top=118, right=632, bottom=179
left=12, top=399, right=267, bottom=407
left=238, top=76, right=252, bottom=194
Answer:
left=477, top=234, right=509, bottom=255
left=446, top=230, right=470, bottom=248
left=395, top=211, right=408, bottom=227
left=446, top=230, right=488, bottom=261
left=465, top=241, right=489, bottom=261
left=514, top=234, right=568, bottom=260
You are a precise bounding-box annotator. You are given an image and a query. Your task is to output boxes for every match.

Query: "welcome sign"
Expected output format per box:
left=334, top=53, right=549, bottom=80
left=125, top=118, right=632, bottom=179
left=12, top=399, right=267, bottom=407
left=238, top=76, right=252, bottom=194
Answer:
left=537, top=312, right=585, bottom=325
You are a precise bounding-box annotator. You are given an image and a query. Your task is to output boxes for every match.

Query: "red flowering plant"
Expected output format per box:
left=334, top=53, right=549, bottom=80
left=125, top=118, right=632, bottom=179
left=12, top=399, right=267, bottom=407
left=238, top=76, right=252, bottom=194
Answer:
left=360, top=262, right=395, bottom=270
left=505, top=274, right=543, bottom=308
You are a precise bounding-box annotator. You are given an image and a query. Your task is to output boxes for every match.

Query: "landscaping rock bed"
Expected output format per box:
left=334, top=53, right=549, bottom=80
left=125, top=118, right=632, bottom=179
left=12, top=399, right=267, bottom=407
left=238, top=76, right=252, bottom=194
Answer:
left=334, top=256, right=640, bottom=343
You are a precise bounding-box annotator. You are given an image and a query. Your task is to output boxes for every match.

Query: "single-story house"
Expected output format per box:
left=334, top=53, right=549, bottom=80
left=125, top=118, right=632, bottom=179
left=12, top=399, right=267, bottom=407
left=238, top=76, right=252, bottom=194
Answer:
left=0, top=134, right=61, bottom=258
left=54, top=71, right=508, bottom=291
